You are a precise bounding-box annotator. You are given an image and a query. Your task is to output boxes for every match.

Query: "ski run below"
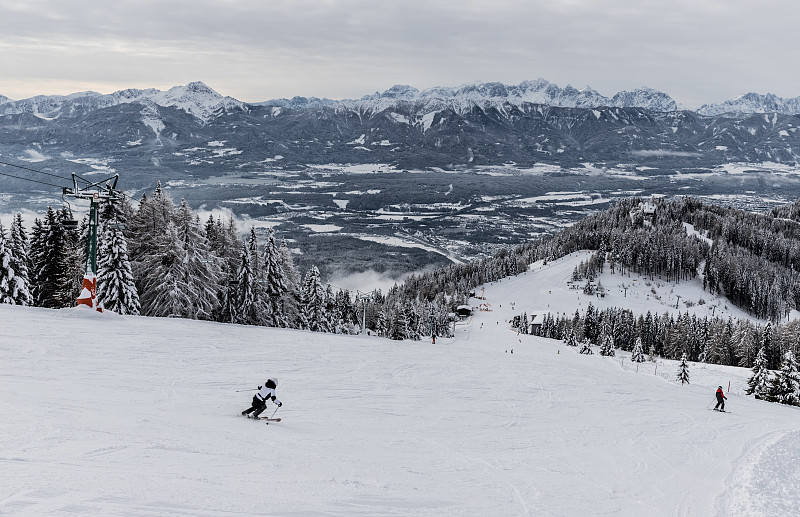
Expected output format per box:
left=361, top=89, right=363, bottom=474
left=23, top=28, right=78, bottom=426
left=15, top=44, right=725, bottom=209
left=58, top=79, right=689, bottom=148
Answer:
left=2, top=257, right=800, bottom=516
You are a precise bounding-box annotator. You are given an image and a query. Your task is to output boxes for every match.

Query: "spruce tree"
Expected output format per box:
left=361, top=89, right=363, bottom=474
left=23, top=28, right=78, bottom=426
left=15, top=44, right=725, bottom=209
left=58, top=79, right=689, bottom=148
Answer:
left=216, top=260, right=239, bottom=324
left=676, top=353, right=690, bottom=385
left=97, top=201, right=140, bottom=315
left=128, top=183, right=177, bottom=306
left=174, top=200, right=220, bottom=320
left=565, top=327, right=578, bottom=347
left=59, top=206, right=84, bottom=302
left=745, top=346, right=771, bottom=400
left=262, top=228, right=287, bottom=327
left=0, top=224, right=14, bottom=304
left=599, top=333, right=615, bottom=357
left=29, top=218, right=46, bottom=305
left=599, top=318, right=615, bottom=356
left=389, top=302, right=409, bottom=340
left=767, top=350, right=800, bottom=406
left=300, top=266, right=328, bottom=332
left=631, top=337, right=645, bottom=362
left=139, top=222, right=191, bottom=318
left=9, top=214, right=32, bottom=306
left=234, top=248, right=259, bottom=325
left=277, top=238, right=301, bottom=327
left=33, top=207, right=74, bottom=308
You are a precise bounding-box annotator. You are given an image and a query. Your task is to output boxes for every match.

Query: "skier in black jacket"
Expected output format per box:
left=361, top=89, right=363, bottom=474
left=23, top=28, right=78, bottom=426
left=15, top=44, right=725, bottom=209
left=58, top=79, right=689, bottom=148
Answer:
left=714, top=386, right=727, bottom=412
left=242, top=378, right=282, bottom=418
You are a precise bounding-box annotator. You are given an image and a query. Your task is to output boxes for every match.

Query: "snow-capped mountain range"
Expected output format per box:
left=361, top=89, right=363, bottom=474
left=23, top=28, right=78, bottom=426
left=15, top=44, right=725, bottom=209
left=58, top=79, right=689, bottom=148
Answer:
left=0, top=81, right=247, bottom=122
left=4, top=79, right=800, bottom=183
left=262, top=79, right=679, bottom=113
left=2, top=79, right=800, bottom=123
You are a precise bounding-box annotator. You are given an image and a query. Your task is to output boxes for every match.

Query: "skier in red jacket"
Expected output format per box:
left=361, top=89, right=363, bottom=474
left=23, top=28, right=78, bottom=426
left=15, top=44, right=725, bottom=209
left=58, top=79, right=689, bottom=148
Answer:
left=714, top=386, right=727, bottom=412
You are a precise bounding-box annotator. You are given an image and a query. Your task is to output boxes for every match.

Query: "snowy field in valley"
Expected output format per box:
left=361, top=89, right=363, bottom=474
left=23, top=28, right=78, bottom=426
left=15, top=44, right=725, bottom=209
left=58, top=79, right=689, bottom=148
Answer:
left=2, top=263, right=800, bottom=516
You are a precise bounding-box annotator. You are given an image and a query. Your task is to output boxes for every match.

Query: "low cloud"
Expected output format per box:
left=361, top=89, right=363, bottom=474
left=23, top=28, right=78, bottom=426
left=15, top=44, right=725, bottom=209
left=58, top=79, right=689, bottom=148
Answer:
left=327, top=269, right=406, bottom=294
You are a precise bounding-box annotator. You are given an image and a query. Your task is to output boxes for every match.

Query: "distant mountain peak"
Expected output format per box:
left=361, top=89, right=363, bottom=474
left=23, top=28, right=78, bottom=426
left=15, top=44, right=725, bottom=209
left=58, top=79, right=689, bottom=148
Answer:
left=698, top=92, right=800, bottom=116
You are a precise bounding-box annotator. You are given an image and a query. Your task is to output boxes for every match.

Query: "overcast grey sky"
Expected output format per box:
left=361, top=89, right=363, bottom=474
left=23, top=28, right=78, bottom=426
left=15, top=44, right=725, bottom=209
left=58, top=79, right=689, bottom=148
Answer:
left=1, top=0, right=798, bottom=107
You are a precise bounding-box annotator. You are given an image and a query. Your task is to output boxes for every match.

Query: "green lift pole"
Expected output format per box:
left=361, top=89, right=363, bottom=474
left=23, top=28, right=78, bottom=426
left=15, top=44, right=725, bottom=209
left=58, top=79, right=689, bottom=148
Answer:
left=63, top=173, right=123, bottom=310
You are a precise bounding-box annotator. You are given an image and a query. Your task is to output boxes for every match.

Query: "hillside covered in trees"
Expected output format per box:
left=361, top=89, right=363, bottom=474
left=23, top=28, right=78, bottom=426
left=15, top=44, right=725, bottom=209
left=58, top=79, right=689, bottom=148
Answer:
left=3, top=191, right=800, bottom=395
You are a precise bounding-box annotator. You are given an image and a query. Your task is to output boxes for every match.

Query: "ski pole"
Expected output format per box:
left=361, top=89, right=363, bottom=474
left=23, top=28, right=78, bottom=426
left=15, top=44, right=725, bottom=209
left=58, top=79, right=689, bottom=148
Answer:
left=269, top=406, right=280, bottom=419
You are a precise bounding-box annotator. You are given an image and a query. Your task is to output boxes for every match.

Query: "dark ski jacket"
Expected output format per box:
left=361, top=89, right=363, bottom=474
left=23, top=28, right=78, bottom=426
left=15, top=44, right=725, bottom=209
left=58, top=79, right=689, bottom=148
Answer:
left=716, top=388, right=726, bottom=401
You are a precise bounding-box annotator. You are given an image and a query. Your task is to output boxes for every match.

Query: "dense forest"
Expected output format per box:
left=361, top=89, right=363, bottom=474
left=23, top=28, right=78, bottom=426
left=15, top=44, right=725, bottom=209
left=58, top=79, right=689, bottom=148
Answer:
left=3, top=190, right=800, bottom=404
left=0, top=184, right=453, bottom=340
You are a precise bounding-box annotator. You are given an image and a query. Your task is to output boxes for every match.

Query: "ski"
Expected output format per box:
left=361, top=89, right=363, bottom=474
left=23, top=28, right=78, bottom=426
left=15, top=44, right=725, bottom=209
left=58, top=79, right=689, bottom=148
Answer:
left=242, top=414, right=282, bottom=422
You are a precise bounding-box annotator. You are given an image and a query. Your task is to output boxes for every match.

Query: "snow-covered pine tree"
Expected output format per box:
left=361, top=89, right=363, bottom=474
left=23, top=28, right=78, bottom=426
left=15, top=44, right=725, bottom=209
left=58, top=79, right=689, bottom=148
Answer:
left=32, top=207, right=74, bottom=308
left=733, top=319, right=757, bottom=368
left=300, top=266, right=329, bottom=332
left=275, top=238, right=301, bottom=327
left=766, top=350, right=800, bottom=406
left=599, top=333, right=615, bottom=357
left=215, top=260, right=239, bottom=324
left=404, top=301, right=421, bottom=340
left=375, top=307, right=388, bottom=337
left=676, top=353, right=690, bottom=385
left=579, top=339, right=594, bottom=355
left=0, top=224, right=14, bottom=304
left=59, top=205, right=84, bottom=302
left=233, top=248, right=260, bottom=326
left=139, top=222, right=193, bottom=318
left=174, top=200, right=220, bottom=320
left=761, top=322, right=776, bottom=369
left=97, top=200, right=140, bottom=315
left=584, top=303, right=597, bottom=343
left=565, top=327, right=578, bottom=347
left=9, top=213, right=32, bottom=306
left=28, top=218, right=45, bottom=305
left=128, top=185, right=177, bottom=307
left=598, top=317, right=614, bottom=356
left=261, top=228, right=287, bottom=327
left=389, top=302, right=409, bottom=340
left=745, top=346, right=771, bottom=400
left=631, top=337, right=645, bottom=362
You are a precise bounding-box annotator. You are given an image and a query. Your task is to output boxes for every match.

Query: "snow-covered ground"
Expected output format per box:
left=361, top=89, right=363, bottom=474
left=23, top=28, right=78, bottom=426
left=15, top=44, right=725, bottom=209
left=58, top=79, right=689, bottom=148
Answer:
left=515, top=250, right=766, bottom=323
left=1, top=263, right=799, bottom=516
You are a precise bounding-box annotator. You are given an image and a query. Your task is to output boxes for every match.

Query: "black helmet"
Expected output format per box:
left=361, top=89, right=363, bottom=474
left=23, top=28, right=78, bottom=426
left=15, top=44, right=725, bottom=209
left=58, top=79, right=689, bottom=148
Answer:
left=266, top=378, right=278, bottom=389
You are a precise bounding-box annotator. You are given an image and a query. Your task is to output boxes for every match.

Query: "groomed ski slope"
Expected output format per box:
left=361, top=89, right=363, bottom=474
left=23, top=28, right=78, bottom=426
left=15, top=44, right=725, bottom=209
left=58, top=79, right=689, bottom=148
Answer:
left=2, top=263, right=799, bottom=516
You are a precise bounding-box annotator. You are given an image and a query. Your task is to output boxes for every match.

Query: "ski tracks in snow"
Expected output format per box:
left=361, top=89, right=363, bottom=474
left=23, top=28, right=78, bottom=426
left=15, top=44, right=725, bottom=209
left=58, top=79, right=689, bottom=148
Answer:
left=714, top=429, right=800, bottom=517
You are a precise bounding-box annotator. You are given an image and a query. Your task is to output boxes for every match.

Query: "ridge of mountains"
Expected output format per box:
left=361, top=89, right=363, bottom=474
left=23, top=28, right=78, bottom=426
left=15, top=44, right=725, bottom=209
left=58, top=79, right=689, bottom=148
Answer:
left=3, top=80, right=800, bottom=185
left=5, top=79, right=800, bottom=120
left=260, top=80, right=679, bottom=113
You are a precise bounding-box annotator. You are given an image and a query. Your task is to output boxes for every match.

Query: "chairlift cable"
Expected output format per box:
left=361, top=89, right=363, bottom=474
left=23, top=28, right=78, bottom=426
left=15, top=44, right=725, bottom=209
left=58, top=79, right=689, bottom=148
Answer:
left=0, top=169, right=66, bottom=189
left=0, top=159, right=73, bottom=182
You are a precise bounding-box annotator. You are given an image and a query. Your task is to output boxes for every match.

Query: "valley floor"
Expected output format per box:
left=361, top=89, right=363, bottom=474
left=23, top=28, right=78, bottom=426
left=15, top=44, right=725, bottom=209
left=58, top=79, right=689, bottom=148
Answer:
left=1, top=263, right=799, bottom=516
